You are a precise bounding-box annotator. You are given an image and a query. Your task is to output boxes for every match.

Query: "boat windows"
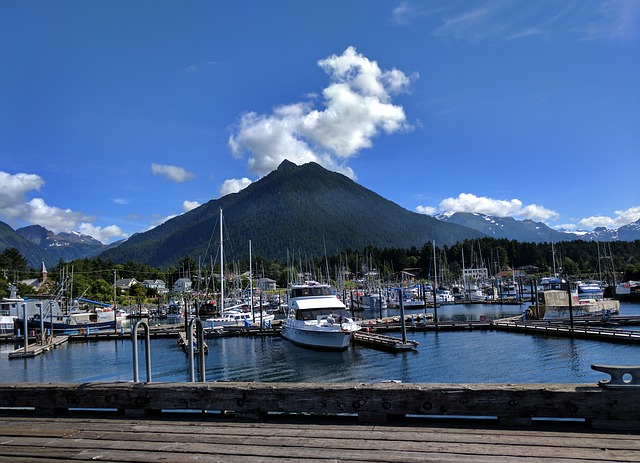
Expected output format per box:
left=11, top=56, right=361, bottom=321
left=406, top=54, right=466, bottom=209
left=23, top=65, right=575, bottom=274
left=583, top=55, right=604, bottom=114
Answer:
left=291, top=286, right=333, bottom=298
left=296, top=308, right=351, bottom=321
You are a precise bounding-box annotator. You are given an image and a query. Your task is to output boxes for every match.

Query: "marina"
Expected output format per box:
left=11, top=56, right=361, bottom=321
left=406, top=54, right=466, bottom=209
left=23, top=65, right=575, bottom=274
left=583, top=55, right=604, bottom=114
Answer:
left=1, top=302, right=639, bottom=384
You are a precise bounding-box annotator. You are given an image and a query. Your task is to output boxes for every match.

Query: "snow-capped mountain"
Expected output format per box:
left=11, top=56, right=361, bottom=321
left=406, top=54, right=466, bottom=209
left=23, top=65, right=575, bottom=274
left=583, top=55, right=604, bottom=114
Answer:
left=436, top=212, right=640, bottom=243
left=15, top=225, right=108, bottom=261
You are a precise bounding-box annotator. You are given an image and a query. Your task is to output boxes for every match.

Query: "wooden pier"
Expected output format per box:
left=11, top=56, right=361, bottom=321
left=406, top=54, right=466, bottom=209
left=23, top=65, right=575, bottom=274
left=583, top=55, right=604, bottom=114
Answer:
left=492, top=320, right=640, bottom=344
left=7, top=336, right=68, bottom=359
left=0, top=380, right=638, bottom=462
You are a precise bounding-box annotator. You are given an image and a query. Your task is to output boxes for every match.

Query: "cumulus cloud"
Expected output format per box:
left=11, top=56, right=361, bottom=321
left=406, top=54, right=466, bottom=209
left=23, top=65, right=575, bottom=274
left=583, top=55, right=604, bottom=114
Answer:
left=415, top=205, right=437, bottom=215
left=578, top=206, right=640, bottom=229
left=0, top=170, right=128, bottom=243
left=151, top=163, right=196, bottom=183
left=228, top=46, right=416, bottom=181
left=220, top=178, right=252, bottom=197
left=182, top=200, right=200, bottom=212
left=416, top=193, right=560, bottom=222
left=78, top=223, right=129, bottom=244
left=0, top=171, right=44, bottom=212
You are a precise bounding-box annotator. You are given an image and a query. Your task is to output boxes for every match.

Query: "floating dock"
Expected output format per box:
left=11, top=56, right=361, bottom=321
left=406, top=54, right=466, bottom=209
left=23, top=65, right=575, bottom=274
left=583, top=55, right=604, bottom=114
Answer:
left=353, top=331, right=418, bottom=351
left=8, top=336, right=69, bottom=359
left=177, top=331, right=208, bottom=354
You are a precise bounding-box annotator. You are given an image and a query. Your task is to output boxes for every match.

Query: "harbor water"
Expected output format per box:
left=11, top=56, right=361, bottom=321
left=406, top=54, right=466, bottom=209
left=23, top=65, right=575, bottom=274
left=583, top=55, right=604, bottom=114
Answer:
left=1, top=302, right=639, bottom=385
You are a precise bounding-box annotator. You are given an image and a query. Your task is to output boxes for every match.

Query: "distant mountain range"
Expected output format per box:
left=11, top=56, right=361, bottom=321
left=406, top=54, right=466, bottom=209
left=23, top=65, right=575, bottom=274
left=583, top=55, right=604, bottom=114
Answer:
left=1, top=161, right=638, bottom=269
left=437, top=212, right=640, bottom=244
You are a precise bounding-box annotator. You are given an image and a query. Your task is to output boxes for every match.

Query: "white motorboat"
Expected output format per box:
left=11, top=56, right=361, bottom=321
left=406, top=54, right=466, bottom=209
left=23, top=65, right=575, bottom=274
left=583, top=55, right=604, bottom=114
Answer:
left=281, top=281, right=361, bottom=350
left=206, top=308, right=274, bottom=327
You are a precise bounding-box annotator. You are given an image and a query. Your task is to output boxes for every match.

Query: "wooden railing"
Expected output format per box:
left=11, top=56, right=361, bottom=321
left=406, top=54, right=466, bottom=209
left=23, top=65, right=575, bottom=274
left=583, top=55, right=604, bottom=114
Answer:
left=0, top=378, right=638, bottom=429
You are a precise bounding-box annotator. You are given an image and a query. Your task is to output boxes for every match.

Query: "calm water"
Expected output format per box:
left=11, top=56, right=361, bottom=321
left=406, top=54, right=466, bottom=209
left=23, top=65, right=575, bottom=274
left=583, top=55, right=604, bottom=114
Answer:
left=2, top=302, right=639, bottom=385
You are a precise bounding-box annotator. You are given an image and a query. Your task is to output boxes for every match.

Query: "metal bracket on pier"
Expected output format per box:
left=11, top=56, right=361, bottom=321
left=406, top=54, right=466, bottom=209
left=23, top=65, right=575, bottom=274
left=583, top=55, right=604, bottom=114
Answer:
left=188, top=317, right=206, bottom=382
left=131, top=320, right=152, bottom=383
left=592, top=364, right=640, bottom=388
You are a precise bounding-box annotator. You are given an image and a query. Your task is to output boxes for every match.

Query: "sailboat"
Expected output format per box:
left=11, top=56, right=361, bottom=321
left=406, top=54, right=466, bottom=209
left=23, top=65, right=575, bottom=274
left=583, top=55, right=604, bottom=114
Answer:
left=205, top=211, right=274, bottom=327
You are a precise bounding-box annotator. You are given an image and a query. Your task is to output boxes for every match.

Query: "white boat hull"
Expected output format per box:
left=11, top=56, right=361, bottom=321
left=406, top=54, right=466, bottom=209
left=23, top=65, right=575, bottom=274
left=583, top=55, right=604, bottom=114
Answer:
left=281, top=323, right=354, bottom=350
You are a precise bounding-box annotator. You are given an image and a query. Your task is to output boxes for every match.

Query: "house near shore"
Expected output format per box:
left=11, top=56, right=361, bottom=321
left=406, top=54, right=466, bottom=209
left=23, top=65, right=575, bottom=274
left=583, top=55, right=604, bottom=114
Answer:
left=173, top=278, right=192, bottom=293
left=115, top=278, right=139, bottom=293
left=142, top=279, right=168, bottom=294
left=256, top=277, right=277, bottom=291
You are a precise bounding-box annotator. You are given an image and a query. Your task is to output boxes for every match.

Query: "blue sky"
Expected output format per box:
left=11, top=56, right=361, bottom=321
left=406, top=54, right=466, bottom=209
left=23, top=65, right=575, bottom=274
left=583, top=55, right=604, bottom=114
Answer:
left=1, top=0, right=639, bottom=244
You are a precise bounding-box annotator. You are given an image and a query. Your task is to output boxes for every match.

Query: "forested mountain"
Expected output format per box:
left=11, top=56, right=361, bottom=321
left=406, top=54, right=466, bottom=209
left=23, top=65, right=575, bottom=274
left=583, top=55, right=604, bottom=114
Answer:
left=16, top=225, right=108, bottom=262
left=98, top=160, right=486, bottom=268
left=0, top=221, right=56, bottom=268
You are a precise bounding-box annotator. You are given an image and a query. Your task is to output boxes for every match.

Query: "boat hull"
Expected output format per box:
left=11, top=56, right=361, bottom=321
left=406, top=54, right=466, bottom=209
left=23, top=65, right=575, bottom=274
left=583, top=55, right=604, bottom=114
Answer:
left=27, top=319, right=115, bottom=335
left=281, top=324, right=354, bottom=350
left=530, top=290, right=620, bottom=319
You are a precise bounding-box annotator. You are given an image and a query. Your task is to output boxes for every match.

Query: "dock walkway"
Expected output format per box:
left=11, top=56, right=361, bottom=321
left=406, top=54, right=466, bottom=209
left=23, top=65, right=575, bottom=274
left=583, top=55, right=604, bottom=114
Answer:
left=1, top=413, right=638, bottom=463
left=7, top=336, right=68, bottom=359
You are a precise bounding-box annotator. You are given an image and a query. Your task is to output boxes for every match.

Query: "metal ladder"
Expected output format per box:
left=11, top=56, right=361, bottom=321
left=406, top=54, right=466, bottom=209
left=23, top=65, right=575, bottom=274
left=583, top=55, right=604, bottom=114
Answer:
left=131, top=318, right=207, bottom=382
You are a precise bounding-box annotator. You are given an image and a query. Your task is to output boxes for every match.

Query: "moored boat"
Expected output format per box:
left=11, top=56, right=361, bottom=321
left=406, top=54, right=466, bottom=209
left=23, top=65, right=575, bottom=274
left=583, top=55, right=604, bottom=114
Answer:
left=528, top=277, right=619, bottom=319
left=206, top=307, right=275, bottom=327
left=281, top=281, right=361, bottom=350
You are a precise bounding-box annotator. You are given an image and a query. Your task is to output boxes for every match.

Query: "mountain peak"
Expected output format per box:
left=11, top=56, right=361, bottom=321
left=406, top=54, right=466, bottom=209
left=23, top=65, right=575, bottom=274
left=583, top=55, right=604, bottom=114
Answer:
left=277, top=159, right=297, bottom=171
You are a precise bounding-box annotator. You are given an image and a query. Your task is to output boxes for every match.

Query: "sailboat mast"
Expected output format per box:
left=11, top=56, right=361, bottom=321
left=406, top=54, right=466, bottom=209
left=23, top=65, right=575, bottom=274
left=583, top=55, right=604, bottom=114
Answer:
left=249, top=240, right=254, bottom=318
left=220, top=208, right=224, bottom=316
left=433, top=241, right=438, bottom=291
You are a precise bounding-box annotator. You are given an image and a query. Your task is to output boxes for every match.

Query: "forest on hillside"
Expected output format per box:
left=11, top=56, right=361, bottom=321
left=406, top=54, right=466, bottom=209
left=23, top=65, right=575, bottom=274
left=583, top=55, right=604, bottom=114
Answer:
left=2, top=238, right=640, bottom=302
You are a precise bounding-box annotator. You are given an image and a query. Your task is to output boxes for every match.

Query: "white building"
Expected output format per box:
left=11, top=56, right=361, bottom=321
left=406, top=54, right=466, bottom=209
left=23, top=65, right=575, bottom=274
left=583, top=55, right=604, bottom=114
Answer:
left=142, top=279, right=168, bottom=294
left=173, top=278, right=192, bottom=293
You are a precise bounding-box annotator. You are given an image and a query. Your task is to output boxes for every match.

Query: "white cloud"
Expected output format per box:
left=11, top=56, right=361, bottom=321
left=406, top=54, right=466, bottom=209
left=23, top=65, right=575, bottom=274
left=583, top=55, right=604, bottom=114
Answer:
left=151, top=163, right=196, bottom=183
left=77, top=223, right=129, bottom=244
left=423, top=0, right=638, bottom=43
left=578, top=206, right=640, bottom=229
left=415, top=205, right=437, bottom=215
left=0, top=170, right=128, bottom=243
left=228, top=46, right=416, bottom=179
left=182, top=200, right=200, bottom=212
left=0, top=171, right=44, bottom=213
left=578, top=0, right=640, bottom=41
left=436, top=193, right=559, bottom=221
left=220, top=178, right=252, bottom=197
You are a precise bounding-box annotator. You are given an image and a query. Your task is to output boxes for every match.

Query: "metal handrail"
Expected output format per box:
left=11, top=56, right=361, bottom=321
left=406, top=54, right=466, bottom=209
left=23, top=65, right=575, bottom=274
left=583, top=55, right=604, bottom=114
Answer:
left=131, top=320, right=152, bottom=382
left=188, top=317, right=206, bottom=382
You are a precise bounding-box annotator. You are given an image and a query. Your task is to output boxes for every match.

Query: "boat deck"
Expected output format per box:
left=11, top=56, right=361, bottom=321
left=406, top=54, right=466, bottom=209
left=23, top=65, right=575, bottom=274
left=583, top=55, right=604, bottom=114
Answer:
left=0, top=413, right=638, bottom=462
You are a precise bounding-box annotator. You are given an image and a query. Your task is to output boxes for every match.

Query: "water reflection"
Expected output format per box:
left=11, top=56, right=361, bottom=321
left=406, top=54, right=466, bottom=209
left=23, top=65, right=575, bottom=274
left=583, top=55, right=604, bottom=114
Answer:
left=1, top=302, right=638, bottom=384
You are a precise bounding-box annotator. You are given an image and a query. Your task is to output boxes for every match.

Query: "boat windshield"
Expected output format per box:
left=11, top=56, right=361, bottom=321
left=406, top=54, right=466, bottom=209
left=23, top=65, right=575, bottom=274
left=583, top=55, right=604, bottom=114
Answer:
left=296, top=308, right=351, bottom=321
left=291, top=286, right=333, bottom=298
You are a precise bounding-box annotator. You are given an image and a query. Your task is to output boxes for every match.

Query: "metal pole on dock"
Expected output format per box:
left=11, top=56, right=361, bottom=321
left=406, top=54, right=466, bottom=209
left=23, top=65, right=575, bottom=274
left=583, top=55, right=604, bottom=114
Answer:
left=432, top=283, right=439, bottom=331
left=534, top=278, right=540, bottom=319
left=37, top=303, right=43, bottom=345
left=397, top=289, right=407, bottom=344
left=22, top=303, right=28, bottom=353
left=566, top=277, right=574, bottom=329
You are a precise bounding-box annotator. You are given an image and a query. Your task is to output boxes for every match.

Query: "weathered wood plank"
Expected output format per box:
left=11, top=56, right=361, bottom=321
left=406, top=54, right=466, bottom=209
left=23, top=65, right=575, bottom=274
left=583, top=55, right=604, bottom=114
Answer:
left=0, top=415, right=639, bottom=463
left=1, top=381, right=638, bottom=428
left=5, top=421, right=632, bottom=453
